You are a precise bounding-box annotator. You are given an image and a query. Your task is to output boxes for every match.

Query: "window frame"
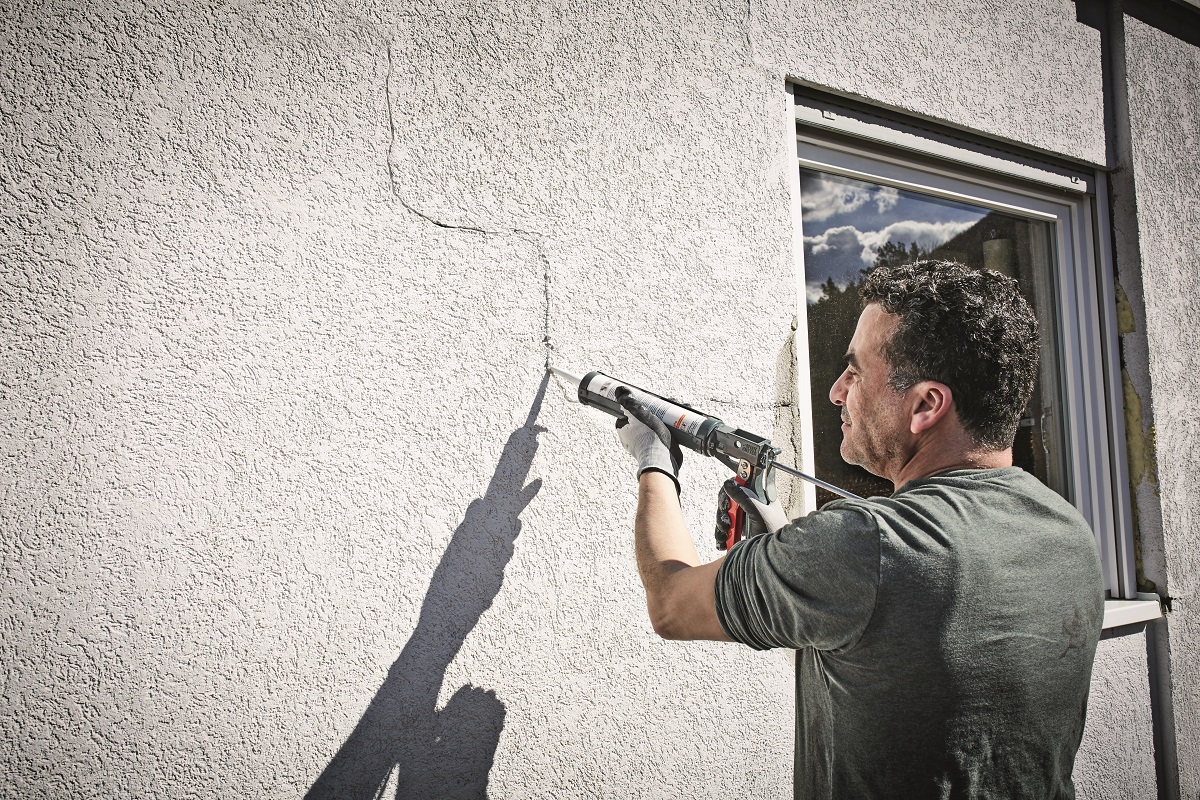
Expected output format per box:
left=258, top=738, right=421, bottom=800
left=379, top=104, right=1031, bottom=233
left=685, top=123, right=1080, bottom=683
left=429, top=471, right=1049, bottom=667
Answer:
left=786, top=92, right=1137, bottom=599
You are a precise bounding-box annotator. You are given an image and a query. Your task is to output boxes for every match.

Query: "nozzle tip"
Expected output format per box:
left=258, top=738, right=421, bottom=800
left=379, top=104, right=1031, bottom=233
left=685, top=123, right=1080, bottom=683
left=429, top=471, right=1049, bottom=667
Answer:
left=547, top=365, right=585, bottom=402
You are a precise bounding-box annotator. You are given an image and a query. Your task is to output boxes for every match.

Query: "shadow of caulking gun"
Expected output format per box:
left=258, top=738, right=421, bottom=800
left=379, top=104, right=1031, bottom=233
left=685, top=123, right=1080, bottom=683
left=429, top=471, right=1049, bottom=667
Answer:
left=548, top=366, right=860, bottom=550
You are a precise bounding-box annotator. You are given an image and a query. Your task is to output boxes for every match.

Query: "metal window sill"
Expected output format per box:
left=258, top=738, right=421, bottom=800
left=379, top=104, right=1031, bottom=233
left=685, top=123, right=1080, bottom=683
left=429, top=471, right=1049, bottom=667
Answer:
left=1103, top=595, right=1163, bottom=629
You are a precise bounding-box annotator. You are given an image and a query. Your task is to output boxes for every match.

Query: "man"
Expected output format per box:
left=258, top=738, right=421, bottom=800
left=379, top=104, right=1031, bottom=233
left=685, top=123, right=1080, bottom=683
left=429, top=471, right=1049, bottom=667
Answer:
left=614, top=261, right=1104, bottom=798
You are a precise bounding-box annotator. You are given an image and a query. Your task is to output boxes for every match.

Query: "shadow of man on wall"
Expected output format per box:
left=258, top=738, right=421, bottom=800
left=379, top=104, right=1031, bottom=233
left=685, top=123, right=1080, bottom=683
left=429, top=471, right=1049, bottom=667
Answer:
left=307, top=373, right=548, bottom=799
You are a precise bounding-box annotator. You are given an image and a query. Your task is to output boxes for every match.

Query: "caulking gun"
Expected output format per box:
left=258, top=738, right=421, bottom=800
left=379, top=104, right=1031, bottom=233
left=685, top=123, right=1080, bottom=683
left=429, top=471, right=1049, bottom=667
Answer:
left=549, top=366, right=860, bottom=550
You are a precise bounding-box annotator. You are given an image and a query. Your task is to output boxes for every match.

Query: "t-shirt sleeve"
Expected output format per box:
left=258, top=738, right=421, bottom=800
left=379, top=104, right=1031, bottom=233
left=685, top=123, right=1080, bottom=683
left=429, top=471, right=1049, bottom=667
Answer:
left=714, top=503, right=882, bottom=652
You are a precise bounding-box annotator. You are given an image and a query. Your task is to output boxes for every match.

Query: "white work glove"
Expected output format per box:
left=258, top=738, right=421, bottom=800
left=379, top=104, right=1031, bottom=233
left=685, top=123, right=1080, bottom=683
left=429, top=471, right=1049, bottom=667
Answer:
left=614, top=385, right=683, bottom=493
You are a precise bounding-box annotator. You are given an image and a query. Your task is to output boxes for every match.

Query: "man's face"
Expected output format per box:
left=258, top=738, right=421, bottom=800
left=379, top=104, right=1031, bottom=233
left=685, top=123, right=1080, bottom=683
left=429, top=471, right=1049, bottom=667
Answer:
left=828, top=303, right=911, bottom=480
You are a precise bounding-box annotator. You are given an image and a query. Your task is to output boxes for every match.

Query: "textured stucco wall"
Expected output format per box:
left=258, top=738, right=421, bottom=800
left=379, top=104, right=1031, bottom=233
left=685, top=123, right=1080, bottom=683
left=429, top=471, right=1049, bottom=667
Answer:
left=1074, top=628, right=1158, bottom=799
left=0, top=0, right=1160, bottom=797
left=753, top=0, right=1108, bottom=165
left=2, top=3, right=798, bottom=797
left=1119, top=12, right=1200, bottom=797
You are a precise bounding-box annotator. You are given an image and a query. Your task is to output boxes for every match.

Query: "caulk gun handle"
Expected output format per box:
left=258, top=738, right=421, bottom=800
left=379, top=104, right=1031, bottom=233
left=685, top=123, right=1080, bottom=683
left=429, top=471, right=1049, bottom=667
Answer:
left=716, top=478, right=764, bottom=551
left=715, top=476, right=787, bottom=551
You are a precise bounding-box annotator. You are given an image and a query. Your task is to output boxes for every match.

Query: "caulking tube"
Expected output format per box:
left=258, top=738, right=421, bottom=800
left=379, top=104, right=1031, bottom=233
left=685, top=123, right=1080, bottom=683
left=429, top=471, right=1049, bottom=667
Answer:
left=549, top=367, right=722, bottom=455
left=549, top=365, right=861, bottom=501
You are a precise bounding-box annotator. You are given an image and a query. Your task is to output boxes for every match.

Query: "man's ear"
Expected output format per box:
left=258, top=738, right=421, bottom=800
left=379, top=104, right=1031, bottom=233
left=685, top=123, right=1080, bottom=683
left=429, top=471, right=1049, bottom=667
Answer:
left=909, top=381, right=954, bottom=435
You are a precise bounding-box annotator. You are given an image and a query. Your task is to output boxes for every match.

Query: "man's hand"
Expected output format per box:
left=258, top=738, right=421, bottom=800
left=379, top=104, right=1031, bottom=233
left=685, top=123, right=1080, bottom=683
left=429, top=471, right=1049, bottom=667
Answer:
left=614, top=385, right=683, bottom=493
left=716, top=477, right=789, bottom=548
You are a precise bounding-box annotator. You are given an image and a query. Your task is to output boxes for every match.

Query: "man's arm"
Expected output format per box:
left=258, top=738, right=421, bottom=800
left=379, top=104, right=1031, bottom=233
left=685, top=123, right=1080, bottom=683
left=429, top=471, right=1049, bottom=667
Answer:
left=633, top=470, right=732, bottom=642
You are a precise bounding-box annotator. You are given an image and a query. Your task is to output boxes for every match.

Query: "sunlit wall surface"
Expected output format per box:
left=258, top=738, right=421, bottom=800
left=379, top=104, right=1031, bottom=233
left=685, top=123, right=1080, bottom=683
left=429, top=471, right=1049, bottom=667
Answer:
left=1, top=1, right=1185, bottom=798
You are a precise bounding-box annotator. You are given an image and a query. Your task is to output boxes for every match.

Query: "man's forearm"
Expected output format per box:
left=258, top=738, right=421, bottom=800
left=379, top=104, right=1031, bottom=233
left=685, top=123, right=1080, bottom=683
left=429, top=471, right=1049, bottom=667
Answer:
left=633, top=471, right=731, bottom=642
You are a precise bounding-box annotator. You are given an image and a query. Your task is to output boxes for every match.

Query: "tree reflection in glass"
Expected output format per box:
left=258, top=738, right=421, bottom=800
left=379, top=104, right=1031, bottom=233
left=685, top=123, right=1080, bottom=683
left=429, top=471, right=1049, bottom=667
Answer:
left=800, top=169, right=1066, bottom=505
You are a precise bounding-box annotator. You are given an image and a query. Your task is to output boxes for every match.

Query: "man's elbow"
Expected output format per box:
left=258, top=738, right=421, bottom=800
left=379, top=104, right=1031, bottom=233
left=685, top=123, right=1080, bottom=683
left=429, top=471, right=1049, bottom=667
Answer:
left=646, top=598, right=726, bottom=641
left=641, top=562, right=729, bottom=641
left=648, top=606, right=689, bottom=640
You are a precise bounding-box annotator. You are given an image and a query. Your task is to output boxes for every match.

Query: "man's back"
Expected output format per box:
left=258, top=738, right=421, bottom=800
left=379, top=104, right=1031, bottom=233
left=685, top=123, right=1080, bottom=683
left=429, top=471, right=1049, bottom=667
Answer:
left=716, top=467, right=1104, bottom=799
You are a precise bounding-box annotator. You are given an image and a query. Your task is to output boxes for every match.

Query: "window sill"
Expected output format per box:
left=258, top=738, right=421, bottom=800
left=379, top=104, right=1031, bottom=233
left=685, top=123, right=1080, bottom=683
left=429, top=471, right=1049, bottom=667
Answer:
left=1102, top=595, right=1163, bottom=629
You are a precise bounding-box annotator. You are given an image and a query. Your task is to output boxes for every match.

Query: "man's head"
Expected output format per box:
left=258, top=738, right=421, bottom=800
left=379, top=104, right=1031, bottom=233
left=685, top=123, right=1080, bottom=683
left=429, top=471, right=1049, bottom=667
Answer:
left=854, top=260, right=1040, bottom=451
left=828, top=302, right=911, bottom=478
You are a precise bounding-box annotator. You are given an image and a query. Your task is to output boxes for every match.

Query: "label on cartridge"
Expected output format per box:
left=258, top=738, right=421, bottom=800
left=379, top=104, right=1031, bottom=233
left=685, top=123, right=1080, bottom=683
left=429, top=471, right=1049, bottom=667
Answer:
left=585, top=374, right=707, bottom=437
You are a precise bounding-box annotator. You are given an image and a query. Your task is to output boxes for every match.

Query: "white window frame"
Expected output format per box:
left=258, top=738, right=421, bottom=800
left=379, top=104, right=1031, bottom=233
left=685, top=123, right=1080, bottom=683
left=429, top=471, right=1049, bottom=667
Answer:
left=785, top=92, right=1140, bottom=601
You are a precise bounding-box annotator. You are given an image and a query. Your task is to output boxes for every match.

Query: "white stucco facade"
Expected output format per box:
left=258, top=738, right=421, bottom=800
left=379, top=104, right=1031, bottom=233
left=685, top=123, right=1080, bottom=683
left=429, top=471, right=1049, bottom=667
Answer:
left=2, top=1, right=1195, bottom=797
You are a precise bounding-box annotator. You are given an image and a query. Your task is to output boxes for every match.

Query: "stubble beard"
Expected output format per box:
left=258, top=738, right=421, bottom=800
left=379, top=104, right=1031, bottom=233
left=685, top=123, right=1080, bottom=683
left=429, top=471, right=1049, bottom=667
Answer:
left=840, top=413, right=903, bottom=481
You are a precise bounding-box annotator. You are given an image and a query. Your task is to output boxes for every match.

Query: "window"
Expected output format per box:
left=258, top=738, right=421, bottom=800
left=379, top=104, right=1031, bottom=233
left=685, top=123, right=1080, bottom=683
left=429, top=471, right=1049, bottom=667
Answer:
left=788, top=91, right=1136, bottom=599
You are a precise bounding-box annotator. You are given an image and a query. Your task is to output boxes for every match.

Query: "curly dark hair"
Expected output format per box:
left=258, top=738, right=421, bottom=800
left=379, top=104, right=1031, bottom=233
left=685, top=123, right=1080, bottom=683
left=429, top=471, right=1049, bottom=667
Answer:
left=859, top=260, right=1040, bottom=450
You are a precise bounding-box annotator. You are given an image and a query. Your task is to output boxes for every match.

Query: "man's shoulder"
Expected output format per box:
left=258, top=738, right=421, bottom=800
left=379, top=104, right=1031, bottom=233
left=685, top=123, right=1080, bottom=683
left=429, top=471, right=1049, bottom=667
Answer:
left=786, top=496, right=884, bottom=542
left=753, top=501, right=885, bottom=587
left=892, top=467, right=1083, bottom=519
left=896, top=465, right=1047, bottom=495
left=838, top=467, right=1096, bottom=554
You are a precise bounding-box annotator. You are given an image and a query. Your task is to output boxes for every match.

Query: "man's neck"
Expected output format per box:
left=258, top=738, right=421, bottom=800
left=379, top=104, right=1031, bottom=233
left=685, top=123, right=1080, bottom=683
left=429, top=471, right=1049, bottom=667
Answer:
left=889, top=446, right=1013, bottom=492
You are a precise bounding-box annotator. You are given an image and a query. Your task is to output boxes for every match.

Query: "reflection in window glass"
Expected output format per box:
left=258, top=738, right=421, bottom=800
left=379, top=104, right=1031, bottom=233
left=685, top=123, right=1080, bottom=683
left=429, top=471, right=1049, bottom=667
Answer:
left=800, top=168, right=1066, bottom=505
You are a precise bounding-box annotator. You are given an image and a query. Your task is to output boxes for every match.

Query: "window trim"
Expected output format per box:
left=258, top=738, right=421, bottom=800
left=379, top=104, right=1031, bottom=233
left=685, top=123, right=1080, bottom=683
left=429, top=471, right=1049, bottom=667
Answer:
left=787, top=92, right=1137, bottom=599
left=790, top=92, right=1096, bottom=193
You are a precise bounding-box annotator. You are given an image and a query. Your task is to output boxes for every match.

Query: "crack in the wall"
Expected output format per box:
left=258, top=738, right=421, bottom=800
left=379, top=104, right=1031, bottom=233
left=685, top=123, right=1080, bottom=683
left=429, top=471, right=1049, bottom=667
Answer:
left=385, top=44, right=398, bottom=193
left=513, top=231, right=555, bottom=369
left=384, top=41, right=503, bottom=239
left=538, top=243, right=554, bottom=369
left=383, top=43, right=495, bottom=237
left=743, top=0, right=754, bottom=62
left=381, top=45, right=554, bottom=369
left=774, top=316, right=805, bottom=518
left=513, top=230, right=556, bottom=369
left=398, top=198, right=497, bottom=236
left=399, top=213, right=556, bottom=364
left=1116, top=273, right=1162, bottom=597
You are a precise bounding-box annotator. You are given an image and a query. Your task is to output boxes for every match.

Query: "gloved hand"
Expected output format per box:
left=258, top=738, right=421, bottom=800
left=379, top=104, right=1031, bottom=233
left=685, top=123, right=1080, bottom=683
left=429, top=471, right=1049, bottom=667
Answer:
left=614, top=385, right=683, bottom=493
left=715, top=477, right=789, bottom=548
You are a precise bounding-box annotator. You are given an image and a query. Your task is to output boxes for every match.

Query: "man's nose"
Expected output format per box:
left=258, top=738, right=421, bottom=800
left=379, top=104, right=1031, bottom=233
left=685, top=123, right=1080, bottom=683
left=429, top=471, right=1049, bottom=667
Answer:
left=829, top=369, right=848, bottom=406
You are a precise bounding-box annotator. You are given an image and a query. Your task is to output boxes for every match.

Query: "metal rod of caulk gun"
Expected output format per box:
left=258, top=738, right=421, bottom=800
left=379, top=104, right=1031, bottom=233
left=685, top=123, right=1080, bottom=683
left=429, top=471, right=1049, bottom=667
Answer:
left=769, top=461, right=861, bottom=500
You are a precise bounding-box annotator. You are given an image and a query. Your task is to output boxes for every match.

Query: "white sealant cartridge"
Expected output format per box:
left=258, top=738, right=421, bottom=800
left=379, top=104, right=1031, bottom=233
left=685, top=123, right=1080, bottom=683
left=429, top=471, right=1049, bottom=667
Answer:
left=577, top=371, right=716, bottom=446
left=563, top=370, right=782, bottom=487
left=550, top=365, right=859, bottom=505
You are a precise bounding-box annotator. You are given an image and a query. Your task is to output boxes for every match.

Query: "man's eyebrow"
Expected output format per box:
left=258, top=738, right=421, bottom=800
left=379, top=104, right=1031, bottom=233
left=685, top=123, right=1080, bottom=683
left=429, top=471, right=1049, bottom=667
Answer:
left=844, top=352, right=860, bottom=369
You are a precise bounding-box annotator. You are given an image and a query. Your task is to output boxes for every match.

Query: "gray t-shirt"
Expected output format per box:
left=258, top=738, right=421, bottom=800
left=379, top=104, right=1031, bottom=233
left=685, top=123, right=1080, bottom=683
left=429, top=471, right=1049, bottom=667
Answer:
left=715, top=467, right=1104, bottom=800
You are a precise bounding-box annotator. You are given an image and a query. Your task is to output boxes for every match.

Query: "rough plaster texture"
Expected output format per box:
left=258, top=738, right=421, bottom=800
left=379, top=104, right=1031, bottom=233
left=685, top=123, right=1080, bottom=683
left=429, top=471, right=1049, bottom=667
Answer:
left=2, top=2, right=798, bottom=797
left=752, top=0, right=1108, bottom=165
left=1120, top=13, right=1200, bottom=797
left=0, top=0, right=1161, bottom=797
left=1074, top=628, right=1158, bottom=799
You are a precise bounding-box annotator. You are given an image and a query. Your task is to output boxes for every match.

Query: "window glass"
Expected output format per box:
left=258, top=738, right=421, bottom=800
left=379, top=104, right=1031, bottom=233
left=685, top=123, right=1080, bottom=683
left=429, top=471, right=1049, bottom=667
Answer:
left=800, top=168, right=1067, bottom=505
